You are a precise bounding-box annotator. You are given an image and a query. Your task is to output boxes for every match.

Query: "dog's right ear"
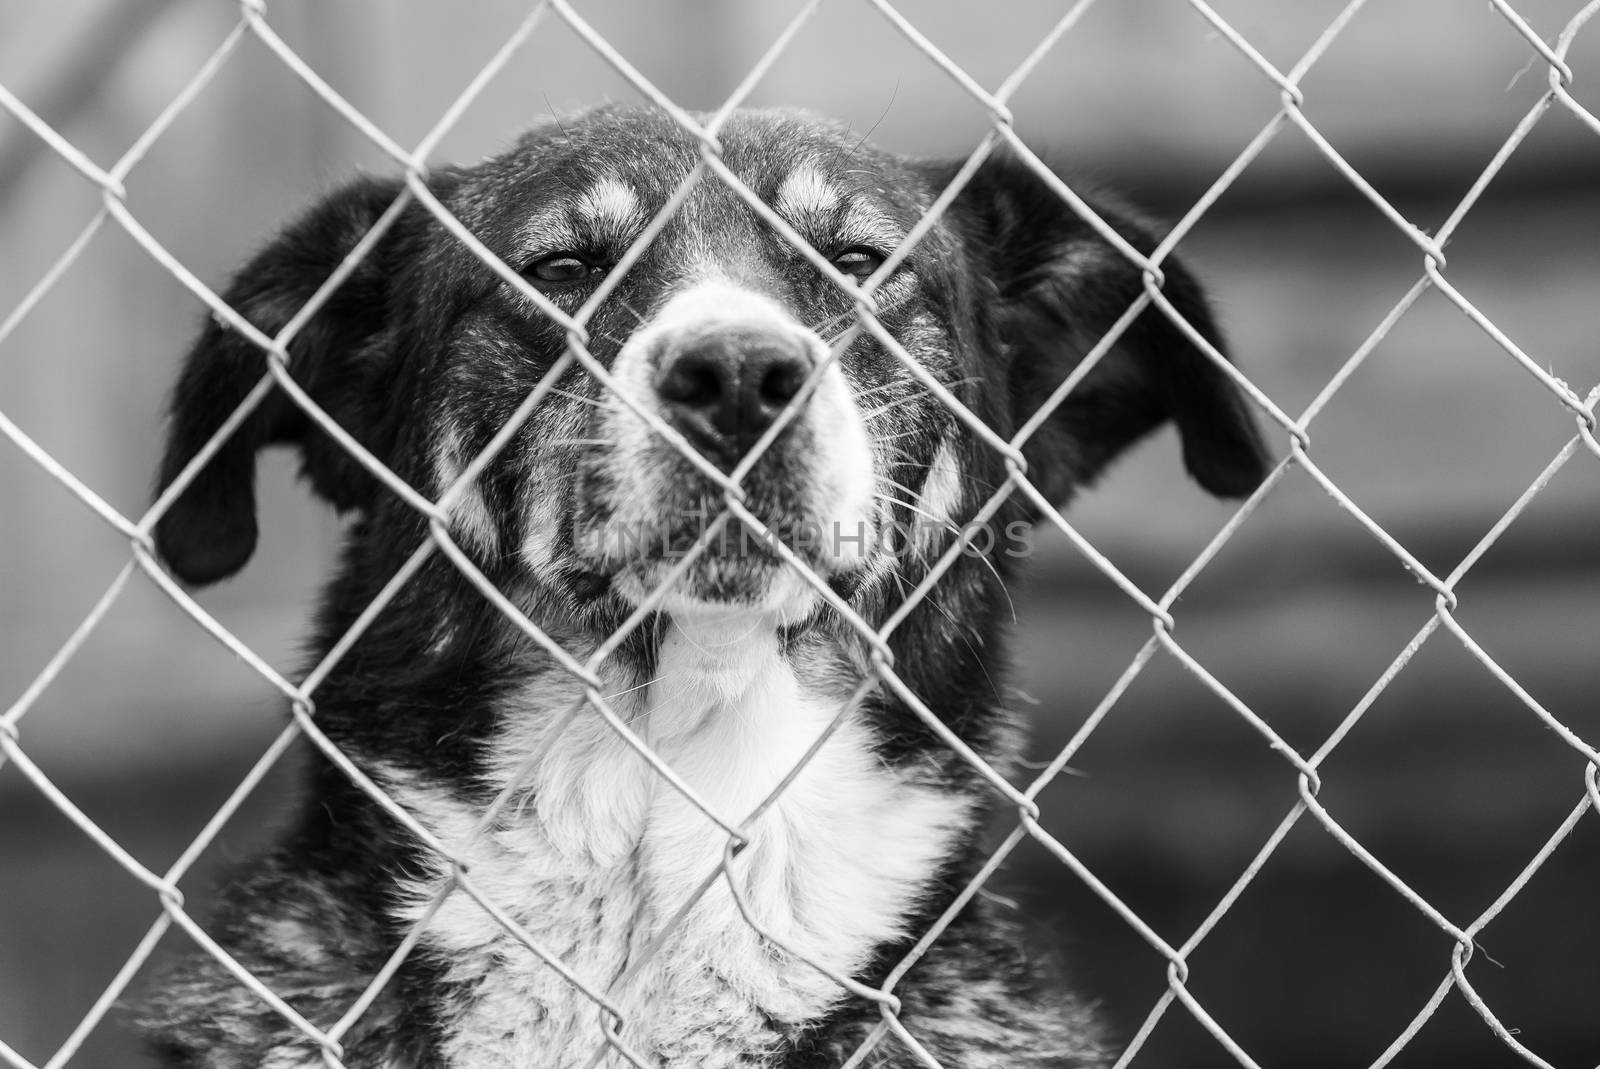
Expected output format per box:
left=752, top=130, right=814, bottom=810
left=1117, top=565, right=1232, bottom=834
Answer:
left=921, top=153, right=1268, bottom=508
left=154, top=176, right=420, bottom=586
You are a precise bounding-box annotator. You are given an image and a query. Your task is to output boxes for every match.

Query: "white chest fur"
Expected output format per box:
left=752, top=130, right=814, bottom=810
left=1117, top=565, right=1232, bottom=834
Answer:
left=381, top=615, right=970, bottom=1069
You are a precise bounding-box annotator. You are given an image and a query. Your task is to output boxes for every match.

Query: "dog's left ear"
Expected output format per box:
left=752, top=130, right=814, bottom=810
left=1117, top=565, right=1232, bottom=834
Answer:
left=928, top=153, right=1269, bottom=506
left=154, top=175, right=421, bottom=586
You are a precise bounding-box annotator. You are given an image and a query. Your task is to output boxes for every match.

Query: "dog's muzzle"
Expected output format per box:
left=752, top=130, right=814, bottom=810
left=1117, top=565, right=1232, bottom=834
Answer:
left=576, top=280, right=876, bottom=614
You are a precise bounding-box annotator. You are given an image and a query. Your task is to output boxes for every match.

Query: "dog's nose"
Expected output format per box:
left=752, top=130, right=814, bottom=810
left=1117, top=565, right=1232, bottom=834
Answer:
left=653, top=330, right=812, bottom=467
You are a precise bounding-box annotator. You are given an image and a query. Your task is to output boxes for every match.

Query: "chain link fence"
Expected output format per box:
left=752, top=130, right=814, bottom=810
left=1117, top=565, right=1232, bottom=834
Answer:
left=2, top=1, right=1598, bottom=1067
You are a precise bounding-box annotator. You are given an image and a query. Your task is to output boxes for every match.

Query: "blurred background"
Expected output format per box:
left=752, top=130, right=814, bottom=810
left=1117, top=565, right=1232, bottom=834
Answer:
left=2, top=1, right=1598, bottom=1066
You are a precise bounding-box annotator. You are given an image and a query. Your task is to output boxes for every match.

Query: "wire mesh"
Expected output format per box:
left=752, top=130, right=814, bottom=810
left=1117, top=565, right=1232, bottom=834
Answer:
left=2, top=2, right=1598, bottom=1067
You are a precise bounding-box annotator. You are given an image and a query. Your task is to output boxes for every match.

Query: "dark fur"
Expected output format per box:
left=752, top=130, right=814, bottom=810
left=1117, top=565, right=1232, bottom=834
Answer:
left=139, top=106, right=1267, bottom=1068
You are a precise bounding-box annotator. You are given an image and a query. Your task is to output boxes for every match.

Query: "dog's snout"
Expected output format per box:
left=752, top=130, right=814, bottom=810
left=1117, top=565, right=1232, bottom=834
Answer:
left=653, top=330, right=811, bottom=466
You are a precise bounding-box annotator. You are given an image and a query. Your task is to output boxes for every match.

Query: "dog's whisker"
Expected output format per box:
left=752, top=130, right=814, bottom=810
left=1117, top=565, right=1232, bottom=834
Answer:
left=872, top=487, right=1015, bottom=620
left=862, top=394, right=936, bottom=421
left=807, top=309, right=855, bottom=335
left=872, top=489, right=949, bottom=525
left=543, top=385, right=606, bottom=409
left=614, top=297, right=650, bottom=328
left=860, top=376, right=982, bottom=421
left=871, top=490, right=922, bottom=515
left=872, top=446, right=916, bottom=468
left=877, top=476, right=931, bottom=504
left=848, top=379, right=914, bottom=403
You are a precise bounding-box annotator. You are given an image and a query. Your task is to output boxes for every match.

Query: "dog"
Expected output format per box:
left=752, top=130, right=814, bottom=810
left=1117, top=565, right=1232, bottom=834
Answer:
left=138, top=105, right=1267, bottom=1069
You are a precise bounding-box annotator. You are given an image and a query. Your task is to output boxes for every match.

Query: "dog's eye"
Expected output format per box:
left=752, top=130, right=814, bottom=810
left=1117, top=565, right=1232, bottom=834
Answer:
left=831, top=247, right=886, bottom=282
left=525, top=254, right=606, bottom=285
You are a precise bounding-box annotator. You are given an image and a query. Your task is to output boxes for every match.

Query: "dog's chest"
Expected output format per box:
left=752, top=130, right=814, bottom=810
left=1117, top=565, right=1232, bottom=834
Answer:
left=385, top=622, right=968, bottom=1069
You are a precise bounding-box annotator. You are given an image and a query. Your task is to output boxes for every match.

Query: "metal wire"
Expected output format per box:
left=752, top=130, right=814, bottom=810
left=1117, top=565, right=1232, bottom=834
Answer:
left=1, top=2, right=1597, bottom=1068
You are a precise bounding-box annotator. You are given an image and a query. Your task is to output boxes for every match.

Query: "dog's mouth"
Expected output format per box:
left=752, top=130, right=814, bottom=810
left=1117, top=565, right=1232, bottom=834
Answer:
left=573, top=466, right=876, bottom=616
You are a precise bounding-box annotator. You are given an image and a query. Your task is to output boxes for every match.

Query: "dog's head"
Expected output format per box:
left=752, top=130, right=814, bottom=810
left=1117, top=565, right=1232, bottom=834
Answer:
left=155, top=106, right=1266, bottom=624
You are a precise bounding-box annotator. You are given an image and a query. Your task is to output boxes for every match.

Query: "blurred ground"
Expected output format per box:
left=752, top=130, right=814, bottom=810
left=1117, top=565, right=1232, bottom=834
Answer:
left=2, top=2, right=1597, bottom=1067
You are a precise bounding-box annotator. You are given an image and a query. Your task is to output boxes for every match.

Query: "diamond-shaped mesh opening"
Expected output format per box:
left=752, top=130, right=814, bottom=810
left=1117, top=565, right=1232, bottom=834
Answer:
left=3, top=3, right=1598, bottom=1068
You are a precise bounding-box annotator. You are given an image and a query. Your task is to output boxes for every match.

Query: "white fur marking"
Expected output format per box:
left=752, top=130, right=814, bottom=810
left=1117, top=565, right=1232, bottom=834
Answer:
left=432, top=425, right=499, bottom=555
left=913, top=439, right=964, bottom=553
left=382, top=620, right=970, bottom=1069
left=810, top=361, right=876, bottom=572
left=517, top=174, right=644, bottom=257
left=575, top=175, right=644, bottom=243
left=773, top=163, right=840, bottom=231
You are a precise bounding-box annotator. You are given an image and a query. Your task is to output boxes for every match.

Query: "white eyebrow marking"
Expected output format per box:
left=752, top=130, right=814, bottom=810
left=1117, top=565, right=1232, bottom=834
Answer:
left=772, top=163, right=909, bottom=268
left=518, top=174, right=644, bottom=253
left=773, top=163, right=841, bottom=232
left=575, top=175, right=644, bottom=243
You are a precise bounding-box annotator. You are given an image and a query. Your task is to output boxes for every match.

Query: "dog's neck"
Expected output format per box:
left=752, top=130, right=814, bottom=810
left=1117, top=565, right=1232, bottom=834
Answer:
left=644, top=610, right=800, bottom=742
left=380, top=607, right=972, bottom=1066
left=623, top=608, right=855, bottom=881
left=634, top=610, right=847, bottom=892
